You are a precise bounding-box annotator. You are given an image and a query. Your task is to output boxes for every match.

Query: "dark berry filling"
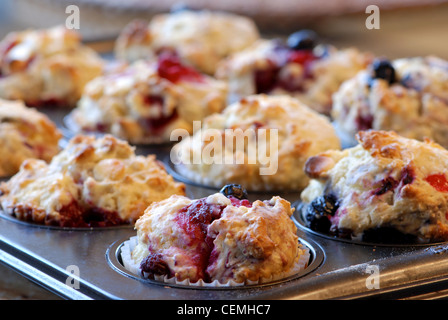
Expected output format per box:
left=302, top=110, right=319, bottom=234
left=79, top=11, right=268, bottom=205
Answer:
left=254, top=61, right=280, bottom=94
left=400, top=166, right=415, bottom=186
left=24, top=97, right=67, bottom=108
left=140, top=94, right=179, bottom=135
left=140, top=252, right=171, bottom=278
left=305, top=194, right=339, bottom=234
left=143, top=94, right=164, bottom=106
left=373, top=167, right=415, bottom=196
left=374, top=177, right=398, bottom=196
left=142, top=194, right=252, bottom=282
left=355, top=112, right=374, bottom=131
left=254, top=33, right=319, bottom=94
left=53, top=201, right=125, bottom=228
left=310, top=168, right=417, bottom=242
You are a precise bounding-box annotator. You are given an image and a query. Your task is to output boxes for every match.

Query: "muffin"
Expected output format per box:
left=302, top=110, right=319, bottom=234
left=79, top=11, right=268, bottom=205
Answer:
left=67, top=54, right=228, bottom=144
left=332, top=56, right=448, bottom=148
left=121, top=184, right=309, bottom=285
left=0, top=99, right=62, bottom=177
left=115, top=9, right=260, bottom=75
left=172, top=94, right=341, bottom=191
left=0, top=134, right=185, bottom=227
left=0, top=26, right=104, bottom=107
left=215, top=30, right=373, bottom=114
left=300, top=130, right=448, bottom=244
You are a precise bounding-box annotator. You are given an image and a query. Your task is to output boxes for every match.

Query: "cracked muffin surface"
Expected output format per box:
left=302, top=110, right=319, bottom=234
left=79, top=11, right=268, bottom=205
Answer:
left=172, top=94, right=340, bottom=191
left=332, top=56, right=448, bottom=148
left=68, top=54, right=227, bottom=144
left=0, top=134, right=185, bottom=227
left=0, top=26, right=104, bottom=107
left=126, top=191, right=309, bottom=285
left=0, top=99, right=62, bottom=177
left=301, top=130, right=448, bottom=243
left=115, top=9, right=259, bottom=75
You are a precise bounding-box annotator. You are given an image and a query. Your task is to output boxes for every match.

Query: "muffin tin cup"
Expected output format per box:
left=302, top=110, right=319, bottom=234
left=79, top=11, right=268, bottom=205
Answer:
left=163, top=155, right=301, bottom=203
left=292, top=200, right=448, bottom=248
left=106, top=235, right=324, bottom=290
left=3, top=99, right=448, bottom=300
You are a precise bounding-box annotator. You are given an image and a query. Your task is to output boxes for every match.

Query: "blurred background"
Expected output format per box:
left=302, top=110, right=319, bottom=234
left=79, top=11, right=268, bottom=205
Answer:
left=0, top=0, right=447, bottom=59
left=0, top=0, right=446, bottom=300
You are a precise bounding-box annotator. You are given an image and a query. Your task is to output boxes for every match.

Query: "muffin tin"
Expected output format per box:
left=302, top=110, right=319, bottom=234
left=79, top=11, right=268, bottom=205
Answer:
left=2, top=106, right=448, bottom=301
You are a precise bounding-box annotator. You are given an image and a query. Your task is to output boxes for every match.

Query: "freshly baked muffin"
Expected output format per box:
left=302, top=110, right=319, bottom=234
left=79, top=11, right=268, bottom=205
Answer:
left=215, top=30, right=373, bottom=114
left=0, top=134, right=185, bottom=227
left=171, top=94, right=341, bottom=191
left=122, top=184, right=309, bottom=285
left=0, top=99, right=61, bottom=177
left=300, top=130, right=448, bottom=244
left=332, top=56, right=448, bottom=148
left=67, top=54, right=227, bottom=144
left=0, top=26, right=104, bottom=107
left=115, top=9, right=259, bottom=75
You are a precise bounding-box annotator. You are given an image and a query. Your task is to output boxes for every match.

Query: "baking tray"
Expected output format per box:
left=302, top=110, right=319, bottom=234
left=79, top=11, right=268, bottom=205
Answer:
left=2, top=108, right=448, bottom=300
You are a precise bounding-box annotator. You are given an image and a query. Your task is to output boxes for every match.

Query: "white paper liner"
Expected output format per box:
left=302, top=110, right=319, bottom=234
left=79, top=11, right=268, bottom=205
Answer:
left=120, top=236, right=310, bottom=287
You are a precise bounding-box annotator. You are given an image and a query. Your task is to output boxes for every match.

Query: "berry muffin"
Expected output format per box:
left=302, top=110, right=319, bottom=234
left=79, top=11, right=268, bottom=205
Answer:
left=0, top=26, right=104, bottom=107
left=0, top=99, right=62, bottom=177
left=332, top=56, right=448, bottom=148
left=300, top=130, right=448, bottom=244
left=171, top=94, right=341, bottom=191
left=121, top=184, right=310, bottom=285
left=115, top=9, right=259, bottom=75
left=0, top=134, right=185, bottom=227
left=215, top=30, right=373, bottom=115
left=67, top=53, right=227, bottom=144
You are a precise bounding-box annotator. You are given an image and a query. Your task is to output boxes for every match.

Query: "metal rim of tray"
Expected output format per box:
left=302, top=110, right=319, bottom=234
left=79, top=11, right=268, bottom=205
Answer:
left=105, top=235, right=325, bottom=290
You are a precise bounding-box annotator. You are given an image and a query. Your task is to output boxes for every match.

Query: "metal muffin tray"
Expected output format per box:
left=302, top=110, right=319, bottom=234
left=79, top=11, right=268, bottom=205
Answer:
left=2, top=107, right=448, bottom=300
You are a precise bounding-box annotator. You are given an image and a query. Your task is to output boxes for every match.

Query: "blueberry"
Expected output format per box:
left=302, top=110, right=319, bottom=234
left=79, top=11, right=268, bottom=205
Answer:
left=371, top=58, right=396, bottom=85
left=219, top=184, right=248, bottom=200
left=287, top=29, right=318, bottom=51
left=305, top=194, right=339, bottom=233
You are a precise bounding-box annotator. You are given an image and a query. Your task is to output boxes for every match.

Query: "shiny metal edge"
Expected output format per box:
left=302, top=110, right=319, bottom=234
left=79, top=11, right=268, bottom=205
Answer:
left=105, top=235, right=325, bottom=291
